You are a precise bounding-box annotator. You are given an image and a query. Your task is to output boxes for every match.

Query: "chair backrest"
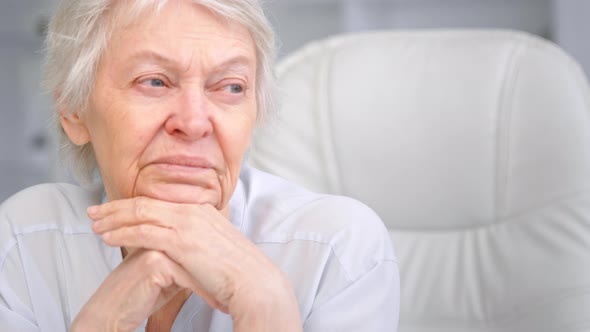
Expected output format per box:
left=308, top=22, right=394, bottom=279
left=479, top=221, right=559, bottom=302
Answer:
left=249, top=30, right=590, bottom=331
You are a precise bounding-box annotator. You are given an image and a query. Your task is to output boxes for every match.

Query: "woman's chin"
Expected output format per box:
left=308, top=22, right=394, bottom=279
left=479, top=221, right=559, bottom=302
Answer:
left=133, top=182, right=221, bottom=207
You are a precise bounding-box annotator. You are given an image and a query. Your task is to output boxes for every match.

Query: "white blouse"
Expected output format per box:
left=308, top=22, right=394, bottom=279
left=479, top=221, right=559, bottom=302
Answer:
left=0, top=165, right=399, bottom=331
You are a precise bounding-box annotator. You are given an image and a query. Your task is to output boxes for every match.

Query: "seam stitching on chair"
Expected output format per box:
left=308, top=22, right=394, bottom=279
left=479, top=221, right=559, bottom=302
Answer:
left=494, top=34, right=527, bottom=222
left=401, top=286, right=590, bottom=327
left=493, top=35, right=590, bottom=223
left=390, top=188, right=590, bottom=234
left=316, top=44, right=343, bottom=194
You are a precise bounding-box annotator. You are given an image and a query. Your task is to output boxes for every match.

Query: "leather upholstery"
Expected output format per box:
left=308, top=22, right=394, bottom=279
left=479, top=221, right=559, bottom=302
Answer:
left=249, top=30, right=590, bottom=331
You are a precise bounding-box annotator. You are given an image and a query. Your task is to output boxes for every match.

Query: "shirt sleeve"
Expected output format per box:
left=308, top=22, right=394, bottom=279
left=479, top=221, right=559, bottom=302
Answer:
left=303, top=259, right=400, bottom=331
left=0, top=247, right=40, bottom=332
left=0, top=306, right=39, bottom=332
left=1, top=197, right=41, bottom=332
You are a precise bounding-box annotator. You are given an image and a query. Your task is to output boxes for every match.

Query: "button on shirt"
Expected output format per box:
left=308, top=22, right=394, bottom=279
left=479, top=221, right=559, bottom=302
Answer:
left=0, top=165, right=400, bottom=331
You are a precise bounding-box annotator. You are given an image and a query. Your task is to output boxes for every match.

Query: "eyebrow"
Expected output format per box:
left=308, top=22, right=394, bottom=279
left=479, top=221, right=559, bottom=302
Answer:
left=125, top=50, right=255, bottom=73
left=126, top=50, right=177, bottom=67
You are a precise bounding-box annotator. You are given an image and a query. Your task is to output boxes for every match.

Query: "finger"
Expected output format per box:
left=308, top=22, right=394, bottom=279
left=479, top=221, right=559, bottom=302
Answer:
left=87, top=197, right=136, bottom=218
left=102, top=225, right=228, bottom=311
left=126, top=248, right=225, bottom=312
left=91, top=197, right=177, bottom=234
left=161, top=258, right=225, bottom=312
left=135, top=250, right=223, bottom=313
left=102, top=224, right=176, bottom=252
left=101, top=224, right=195, bottom=269
left=88, top=196, right=171, bottom=219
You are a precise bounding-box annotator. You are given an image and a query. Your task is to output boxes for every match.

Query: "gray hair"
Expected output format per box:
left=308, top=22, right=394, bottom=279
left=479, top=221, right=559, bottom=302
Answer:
left=44, top=0, right=277, bottom=184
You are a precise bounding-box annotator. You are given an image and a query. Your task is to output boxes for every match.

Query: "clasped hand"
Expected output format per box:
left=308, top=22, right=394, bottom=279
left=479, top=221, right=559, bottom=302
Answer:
left=71, top=197, right=301, bottom=332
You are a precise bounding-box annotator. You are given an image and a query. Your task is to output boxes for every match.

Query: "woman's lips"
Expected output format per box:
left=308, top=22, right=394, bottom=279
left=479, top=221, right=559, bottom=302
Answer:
left=151, top=162, right=212, bottom=174
left=150, top=155, right=214, bottom=168
left=143, top=155, right=218, bottom=185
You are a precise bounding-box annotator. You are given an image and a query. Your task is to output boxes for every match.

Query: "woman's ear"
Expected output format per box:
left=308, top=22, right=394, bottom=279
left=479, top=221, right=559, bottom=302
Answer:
left=60, top=110, right=91, bottom=146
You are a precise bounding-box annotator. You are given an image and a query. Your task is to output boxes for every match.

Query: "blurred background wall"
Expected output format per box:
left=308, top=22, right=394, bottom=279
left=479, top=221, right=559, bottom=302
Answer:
left=0, top=0, right=588, bottom=201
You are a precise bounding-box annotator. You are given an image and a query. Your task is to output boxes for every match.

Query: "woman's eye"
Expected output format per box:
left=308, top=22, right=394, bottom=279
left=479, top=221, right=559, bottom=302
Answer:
left=138, top=78, right=167, bottom=88
left=223, top=84, right=244, bottom=94
left=147, top=79, right=166, bottom=87
left=135, top=76, right=170, bottom=97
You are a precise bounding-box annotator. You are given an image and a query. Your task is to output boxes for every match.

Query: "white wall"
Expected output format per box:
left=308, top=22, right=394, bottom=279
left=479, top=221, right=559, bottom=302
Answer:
left=0, top=2, right=56, bottom=200
left=554, top=0, right=590, bottom=76
left=266, top=1, right=343, bottom=58
left=267, top=0, right=552, bottom=57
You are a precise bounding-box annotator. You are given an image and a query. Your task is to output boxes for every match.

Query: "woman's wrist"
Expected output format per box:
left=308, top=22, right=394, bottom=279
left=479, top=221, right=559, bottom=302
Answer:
left=72, top=300, right=130, bottom=332
left=72, top=312, right=131, bottom=332
left=231, top=271, right=302, bottom=332
left=71, top=308, right=108, bottom=332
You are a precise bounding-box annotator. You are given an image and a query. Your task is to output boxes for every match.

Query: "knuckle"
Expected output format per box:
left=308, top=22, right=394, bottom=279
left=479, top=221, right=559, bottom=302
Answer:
left=171, top=236, right=188, bottom=264
left=141, top=250, right=167, bottom=268
left=136, top=224, right=151, bottom=238
left=134, top=197, right=148, bottom=219
left=202, top=204, right=216, bottom=214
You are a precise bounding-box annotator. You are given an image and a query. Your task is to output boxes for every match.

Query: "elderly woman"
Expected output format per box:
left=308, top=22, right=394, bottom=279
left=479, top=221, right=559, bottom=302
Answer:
left=0, top=0, right=399, bottom=331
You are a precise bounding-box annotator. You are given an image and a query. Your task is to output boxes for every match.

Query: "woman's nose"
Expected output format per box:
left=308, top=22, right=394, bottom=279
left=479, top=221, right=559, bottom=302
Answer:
left=164, top=89, right=213, bottom=140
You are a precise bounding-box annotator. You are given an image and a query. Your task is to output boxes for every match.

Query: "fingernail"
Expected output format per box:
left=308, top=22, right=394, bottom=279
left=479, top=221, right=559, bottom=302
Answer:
left=87, top=206, right=99, bottom=215
left=102, top=232, right=111, bottom=241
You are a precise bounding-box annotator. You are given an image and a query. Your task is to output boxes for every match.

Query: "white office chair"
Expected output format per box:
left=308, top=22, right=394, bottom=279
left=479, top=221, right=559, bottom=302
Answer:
left=248, top=30, right=590, bottom=331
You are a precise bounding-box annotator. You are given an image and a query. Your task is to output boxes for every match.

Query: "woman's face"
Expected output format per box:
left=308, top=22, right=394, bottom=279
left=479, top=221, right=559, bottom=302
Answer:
left=66, top=2, right=258, bottom=213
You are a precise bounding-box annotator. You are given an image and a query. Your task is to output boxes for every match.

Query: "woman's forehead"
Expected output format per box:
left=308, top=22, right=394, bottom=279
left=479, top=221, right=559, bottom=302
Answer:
left=104, top=0, right=257, bottom=73
left=112, top=0, right=245, bottom=34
